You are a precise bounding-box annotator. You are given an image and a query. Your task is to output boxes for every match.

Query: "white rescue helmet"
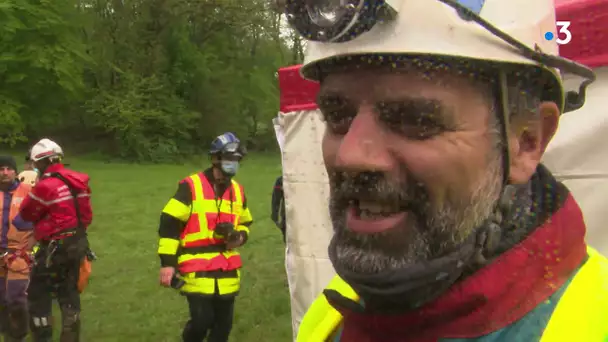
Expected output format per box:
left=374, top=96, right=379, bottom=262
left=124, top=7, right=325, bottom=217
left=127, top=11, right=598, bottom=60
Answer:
left=283, top=0, right=595, bottom=113
left=29, top=138, right=64, bottom=162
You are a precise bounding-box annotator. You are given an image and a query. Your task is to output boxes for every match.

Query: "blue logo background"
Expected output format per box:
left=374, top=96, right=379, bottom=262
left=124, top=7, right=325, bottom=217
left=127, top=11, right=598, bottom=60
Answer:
left=454, top=0, right=487, bottom=14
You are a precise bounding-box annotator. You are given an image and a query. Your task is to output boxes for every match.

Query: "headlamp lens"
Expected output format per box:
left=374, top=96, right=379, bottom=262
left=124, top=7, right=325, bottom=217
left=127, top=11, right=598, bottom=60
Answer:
left=286, top=0, right=387, bottom=43
left=306, top=0, right=351, bottom=28
left=224, top=142, right=239, bottom=153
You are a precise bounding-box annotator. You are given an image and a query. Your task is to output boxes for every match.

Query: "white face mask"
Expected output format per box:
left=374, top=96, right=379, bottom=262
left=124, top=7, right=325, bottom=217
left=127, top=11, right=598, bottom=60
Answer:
left=220, top=161, right=239, bottom=176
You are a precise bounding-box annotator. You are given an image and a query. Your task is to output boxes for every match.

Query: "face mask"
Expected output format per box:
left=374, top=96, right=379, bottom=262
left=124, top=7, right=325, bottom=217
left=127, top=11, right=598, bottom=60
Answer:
left=33, top=168, right=39, bottom=173
left=220, top=161, right=239, bottom=176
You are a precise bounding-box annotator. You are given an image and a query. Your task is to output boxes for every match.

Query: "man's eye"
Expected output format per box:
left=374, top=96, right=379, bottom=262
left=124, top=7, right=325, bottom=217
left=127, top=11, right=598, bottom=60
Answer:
left=321, top=110, right=354, bottom=135
left=376, top=101, right=446, bottom=139
left=318, top=98, right=356, bottom=135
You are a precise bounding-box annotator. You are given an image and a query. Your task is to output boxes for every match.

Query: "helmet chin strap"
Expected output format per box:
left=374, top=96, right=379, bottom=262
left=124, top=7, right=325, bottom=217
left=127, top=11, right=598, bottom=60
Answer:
left=36, top=159, right=53, bottom=175
left=474, top=69, right=514, bottom=264
left=326, top=70, right=517, bottom=313
left=497, top=69, right=512, bottom=186
left=212, top=160, right=234, bottom=182
left=220, top=169, right=234, bottom=179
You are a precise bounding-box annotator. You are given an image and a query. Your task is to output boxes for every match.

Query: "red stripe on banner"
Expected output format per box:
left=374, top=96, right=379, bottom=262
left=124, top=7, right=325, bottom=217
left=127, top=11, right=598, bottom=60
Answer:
left=556, top=0, right=608, bottom=67
left=278, top=64, right=320, bottom=113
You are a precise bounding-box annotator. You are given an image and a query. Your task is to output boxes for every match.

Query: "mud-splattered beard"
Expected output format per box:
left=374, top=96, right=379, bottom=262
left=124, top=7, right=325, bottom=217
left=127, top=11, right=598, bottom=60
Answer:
left=328, top=154, right=503, bottom=276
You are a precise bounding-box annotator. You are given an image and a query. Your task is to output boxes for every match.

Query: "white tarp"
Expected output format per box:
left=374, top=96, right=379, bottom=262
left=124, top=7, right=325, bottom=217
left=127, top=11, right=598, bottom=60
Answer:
left=542, top=66, right=608, bottom=255
left=280, top=111, right=335, bottom=338
left=273, top=116, right=286, bottom=154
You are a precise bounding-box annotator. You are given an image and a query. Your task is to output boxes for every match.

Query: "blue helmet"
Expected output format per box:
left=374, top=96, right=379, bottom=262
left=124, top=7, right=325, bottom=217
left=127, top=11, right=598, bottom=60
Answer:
left=209, top=132, right=245, bottom=157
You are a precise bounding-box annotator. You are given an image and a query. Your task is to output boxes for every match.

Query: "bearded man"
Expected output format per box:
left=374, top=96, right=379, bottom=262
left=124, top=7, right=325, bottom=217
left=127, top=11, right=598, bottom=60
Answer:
left=284, top=0, right=608, bottom=341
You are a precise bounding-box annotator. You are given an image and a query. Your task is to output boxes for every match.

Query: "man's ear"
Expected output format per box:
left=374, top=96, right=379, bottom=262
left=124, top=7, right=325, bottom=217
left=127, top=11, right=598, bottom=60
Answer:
left=508, top=102, right=560, bottom=184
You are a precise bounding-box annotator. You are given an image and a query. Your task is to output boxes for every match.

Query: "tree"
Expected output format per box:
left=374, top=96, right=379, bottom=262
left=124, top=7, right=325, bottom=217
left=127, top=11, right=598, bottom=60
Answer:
left=0, top=0, right=293, bottom=161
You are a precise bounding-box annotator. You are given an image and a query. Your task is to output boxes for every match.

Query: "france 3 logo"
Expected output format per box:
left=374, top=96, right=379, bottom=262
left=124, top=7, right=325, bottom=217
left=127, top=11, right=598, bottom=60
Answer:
left=544, top=21, right=572, bottom=45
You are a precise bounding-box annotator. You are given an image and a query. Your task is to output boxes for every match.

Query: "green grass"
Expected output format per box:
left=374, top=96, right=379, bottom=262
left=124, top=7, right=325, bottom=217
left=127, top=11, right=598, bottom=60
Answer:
left=26, top=153, right=291, bottom=341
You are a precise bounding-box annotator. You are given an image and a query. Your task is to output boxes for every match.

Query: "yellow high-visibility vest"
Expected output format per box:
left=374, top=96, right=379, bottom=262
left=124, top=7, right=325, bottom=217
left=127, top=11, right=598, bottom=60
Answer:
left=159, top=172, right=253, bottom=296
left=297, top=248, right=608, bottom=342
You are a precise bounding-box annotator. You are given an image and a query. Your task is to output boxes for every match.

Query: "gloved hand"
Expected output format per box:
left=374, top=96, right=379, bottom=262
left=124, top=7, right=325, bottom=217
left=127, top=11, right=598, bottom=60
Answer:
left=214, top=222, right=235, bottom=238
left=86, top=248, right=98, bottom=261
left=170, top=275, right=185, bottom=289
left=226, top=231, right=246, bottom=249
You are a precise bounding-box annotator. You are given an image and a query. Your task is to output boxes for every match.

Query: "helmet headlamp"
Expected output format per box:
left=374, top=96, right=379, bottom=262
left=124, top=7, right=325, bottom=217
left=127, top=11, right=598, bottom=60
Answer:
left=285, top=0, right=397, bottom=43
left=220, top=142, right=246, bottom=159
left=223, top=142, right=239, bottom=153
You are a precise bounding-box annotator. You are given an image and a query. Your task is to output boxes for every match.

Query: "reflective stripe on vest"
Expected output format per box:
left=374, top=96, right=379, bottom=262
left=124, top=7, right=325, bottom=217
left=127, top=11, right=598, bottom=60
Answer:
left=539, top=247, right=608, bottom=342
left=178, top=173, right=244, bottom=274
left=0, top=183, right=33, bottom=249
left=297, top=276, right=360, bottom=342
left=180, top=269, right=241, bottom=296
left=297, top=247, right=608, bottom=342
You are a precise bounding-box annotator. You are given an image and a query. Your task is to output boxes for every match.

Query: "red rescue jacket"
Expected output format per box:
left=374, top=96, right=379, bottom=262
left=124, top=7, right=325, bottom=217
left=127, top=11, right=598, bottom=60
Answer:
left=19, top=164, right=93, bottom=241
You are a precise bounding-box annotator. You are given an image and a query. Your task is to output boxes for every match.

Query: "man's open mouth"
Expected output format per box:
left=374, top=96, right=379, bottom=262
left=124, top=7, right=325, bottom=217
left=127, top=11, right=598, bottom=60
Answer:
left=349, top=199, right=408, bottom=220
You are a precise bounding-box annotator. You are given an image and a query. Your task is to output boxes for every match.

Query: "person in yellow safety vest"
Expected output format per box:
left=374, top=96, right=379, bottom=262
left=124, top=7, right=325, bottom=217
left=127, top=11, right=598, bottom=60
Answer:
left=0, top=156, right=36, bottom=342
left=157, top=132, right=253, bottom=342
left=278, top=0, right=608, bottom=341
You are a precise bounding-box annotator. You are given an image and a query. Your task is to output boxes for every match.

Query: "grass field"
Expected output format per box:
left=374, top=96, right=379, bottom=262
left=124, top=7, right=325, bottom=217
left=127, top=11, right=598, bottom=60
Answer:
left=24, top=153, right=292, bottom=341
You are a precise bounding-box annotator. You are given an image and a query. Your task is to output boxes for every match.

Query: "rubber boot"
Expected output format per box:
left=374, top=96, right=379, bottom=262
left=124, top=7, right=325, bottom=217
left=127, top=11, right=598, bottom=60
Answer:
left=182, top=320, right=206, bottom=342
left=0, top=306, right=9, bottom=336
left=59, top=308, right=80, bottom=342
left=4, top=304, right=28, bottom=342
left=30, top=315, right=53, bottom=342
left=3, top=335, right=26, bottom=342
left=30, top=326, right=53, bottom=342
left=0, top=306, right=24, bottom=341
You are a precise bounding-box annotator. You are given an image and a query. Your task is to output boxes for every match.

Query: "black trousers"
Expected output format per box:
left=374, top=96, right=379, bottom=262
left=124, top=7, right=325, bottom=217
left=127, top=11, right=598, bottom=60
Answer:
left=182, top=294, right=235, bottom=342
left=28, top=244, right=82, bottom=342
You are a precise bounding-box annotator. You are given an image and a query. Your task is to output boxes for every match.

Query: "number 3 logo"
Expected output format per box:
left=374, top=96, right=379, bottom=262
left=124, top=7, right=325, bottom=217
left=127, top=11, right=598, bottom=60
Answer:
left=556, top=21, right=572, bottom=45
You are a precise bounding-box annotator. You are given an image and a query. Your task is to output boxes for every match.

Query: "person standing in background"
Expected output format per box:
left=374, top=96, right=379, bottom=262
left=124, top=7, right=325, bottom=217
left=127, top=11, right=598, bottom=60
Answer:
left=271, top=176, right=286, bottom=243
left=0, top=156, right=35, bottom=342
left=158, top=132, right=253, bottom=342
left=19, top=139, right=93, bottom=342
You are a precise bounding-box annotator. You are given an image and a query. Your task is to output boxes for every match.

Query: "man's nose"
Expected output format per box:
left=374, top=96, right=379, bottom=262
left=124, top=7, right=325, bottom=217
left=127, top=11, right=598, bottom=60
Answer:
left=335, top=105, right=394, bottom=173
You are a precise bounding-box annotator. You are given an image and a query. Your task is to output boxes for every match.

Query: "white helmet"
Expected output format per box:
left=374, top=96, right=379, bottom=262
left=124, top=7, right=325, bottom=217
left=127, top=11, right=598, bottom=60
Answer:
left=282, top=0, right=595, bottom=113
left=29, top=138, right=64, bottom=162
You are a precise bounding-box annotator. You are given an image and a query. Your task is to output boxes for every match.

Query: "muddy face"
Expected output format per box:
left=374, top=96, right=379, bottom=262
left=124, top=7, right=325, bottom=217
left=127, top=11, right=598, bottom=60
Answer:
left=319, top=67, right=503, bottom=275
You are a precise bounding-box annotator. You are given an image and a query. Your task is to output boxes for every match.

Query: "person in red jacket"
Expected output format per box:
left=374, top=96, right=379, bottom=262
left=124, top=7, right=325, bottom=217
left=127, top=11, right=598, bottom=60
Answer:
left=18, top=138, right=92, bottom=342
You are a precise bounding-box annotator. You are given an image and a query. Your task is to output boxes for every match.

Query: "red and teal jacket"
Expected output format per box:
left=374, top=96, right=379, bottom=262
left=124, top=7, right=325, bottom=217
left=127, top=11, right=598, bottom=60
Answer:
left=297, top=193, right=608, bottom=342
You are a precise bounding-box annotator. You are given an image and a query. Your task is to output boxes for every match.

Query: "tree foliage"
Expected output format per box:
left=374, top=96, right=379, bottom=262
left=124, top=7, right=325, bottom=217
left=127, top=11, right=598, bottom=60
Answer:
left=0, top=0, right=303, bottom=162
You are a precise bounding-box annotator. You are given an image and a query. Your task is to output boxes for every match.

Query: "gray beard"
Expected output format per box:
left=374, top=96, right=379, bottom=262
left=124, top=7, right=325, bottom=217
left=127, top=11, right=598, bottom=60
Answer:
left=328, top=155, right=504, bottom=276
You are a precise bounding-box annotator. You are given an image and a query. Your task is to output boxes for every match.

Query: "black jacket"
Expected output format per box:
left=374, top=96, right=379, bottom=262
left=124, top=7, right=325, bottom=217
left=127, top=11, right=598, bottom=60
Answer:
left=271, top=176, right=286, bottom=242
